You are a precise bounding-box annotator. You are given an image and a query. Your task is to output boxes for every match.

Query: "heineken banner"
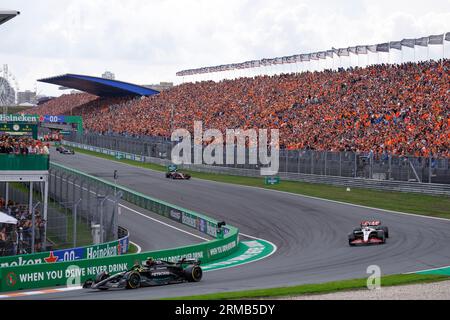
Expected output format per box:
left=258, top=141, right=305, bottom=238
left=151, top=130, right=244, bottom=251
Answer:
left=0, top=233, right=130, bottom=268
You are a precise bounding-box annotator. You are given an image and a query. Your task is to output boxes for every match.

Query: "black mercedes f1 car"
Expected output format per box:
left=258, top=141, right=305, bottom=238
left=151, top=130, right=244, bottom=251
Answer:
left=83, top=259, right=203, bottom=290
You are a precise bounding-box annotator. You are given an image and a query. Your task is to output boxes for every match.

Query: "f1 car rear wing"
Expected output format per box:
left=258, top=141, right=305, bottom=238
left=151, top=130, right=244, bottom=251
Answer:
left=361, top=220, right=381, bottom=227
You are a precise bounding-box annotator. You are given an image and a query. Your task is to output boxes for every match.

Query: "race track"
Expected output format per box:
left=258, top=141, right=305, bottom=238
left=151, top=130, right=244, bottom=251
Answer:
left=11, top=150, right=450, bottom=300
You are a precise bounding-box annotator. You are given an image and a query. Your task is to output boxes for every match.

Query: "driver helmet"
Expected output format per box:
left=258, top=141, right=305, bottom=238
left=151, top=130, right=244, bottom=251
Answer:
left=146, top=257, right=155, bottom=266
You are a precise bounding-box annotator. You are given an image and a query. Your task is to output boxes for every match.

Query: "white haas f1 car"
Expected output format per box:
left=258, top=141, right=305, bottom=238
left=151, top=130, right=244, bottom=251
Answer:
left=348, top=221, right=389, bottom=246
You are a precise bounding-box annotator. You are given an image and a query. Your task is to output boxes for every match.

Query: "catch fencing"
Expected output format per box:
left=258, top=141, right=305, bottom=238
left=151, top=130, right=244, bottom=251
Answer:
left=66, top=132, right=450, bottom=184
left=0, top=162, right=240, bottom=292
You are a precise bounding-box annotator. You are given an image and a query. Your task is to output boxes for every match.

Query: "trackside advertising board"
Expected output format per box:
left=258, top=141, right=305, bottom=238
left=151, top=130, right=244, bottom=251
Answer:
left=0, top=231, right=238, bottom=292
left=0, top=234, right=130, bottom=268
left=0, top=161, right=240, bottom=292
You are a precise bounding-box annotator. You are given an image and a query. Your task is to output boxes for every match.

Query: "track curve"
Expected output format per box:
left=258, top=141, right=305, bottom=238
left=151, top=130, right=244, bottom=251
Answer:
left=12, top=150, right=450, bottom=300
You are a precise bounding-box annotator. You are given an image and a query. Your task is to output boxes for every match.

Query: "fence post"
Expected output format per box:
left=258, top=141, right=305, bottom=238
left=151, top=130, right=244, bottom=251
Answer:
left=354, top=153, right=357, bottom=178
left=339, top=152, right=342, bottom=177
left=324, top=151, right=328, bottom=176
left=28, top=182, right=34, bottom=253
left=311, top=151, right=314, bottom=175
left=429, top=155, right=432, bottom=184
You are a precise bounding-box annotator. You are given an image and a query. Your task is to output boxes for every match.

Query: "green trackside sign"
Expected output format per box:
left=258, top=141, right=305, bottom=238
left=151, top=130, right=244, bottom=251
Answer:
left=0, top=123, right=38, bottom=139
left=265, top=177, right=281, bottom=185
left=168, top=164, right=178, bottom=172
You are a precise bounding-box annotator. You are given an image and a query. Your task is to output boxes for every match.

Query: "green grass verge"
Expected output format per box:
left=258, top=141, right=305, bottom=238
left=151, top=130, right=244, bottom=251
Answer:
left=127, top=242, right=139, bottom=254
left=68, top=146, right=450, bottom=219
left=163, top=274, right=449, bottom=300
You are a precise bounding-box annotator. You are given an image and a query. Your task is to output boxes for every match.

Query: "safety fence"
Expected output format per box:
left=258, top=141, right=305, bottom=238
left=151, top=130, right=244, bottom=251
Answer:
left=0, top=163, right=239, bottom=292
left=66, top=132, right=450, bottom=184
left=63, top=141, right=450, bottom=196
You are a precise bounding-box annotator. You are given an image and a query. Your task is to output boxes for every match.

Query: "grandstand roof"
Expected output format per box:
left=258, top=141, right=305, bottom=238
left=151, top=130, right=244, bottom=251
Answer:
left=0, top=10, right=20, bottom=26
left=38, top=74, right=160, bottom=97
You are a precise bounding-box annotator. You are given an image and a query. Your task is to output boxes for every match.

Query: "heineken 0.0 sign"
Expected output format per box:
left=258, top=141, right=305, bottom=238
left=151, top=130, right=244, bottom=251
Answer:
left=265, top=177, right=281, bottom=185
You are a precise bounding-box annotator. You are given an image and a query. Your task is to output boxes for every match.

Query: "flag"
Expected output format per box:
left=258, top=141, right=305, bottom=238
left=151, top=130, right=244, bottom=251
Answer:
left=318, top=51, right=327, bottom=59
left=415, top=37, right=428, bottom=47
left=376, top=43, right=390, bottom=52
left=348, top=47, right=357, bottom=54
left=252, top=60, right=261, bottom=68
left=332, top=47, right=339, bottom=56
left=300, top=54, right=310, bottom=62
left=446, top=32, right=450, bottom=42
left=310, top=53, right=319, bottom=60
left=356, top=46, right=368, bottom=54
left=366, top=45, right=377, bottom=53
left=389, top=41, right=402, bottom=50
left=428, top=34, right=444, bottom=45
left=294, top=54, right=303, bottom=62
left=401, top=39, right=415, bottom=48
left=282, top=56, right=289, bottom=64
left=274, top=57, right=283, bottom=65
left=286, top=56, right=296, bottom=63
left=326, top=50, right=334, bottom=58
left=261, top=59, right=270, bottom=66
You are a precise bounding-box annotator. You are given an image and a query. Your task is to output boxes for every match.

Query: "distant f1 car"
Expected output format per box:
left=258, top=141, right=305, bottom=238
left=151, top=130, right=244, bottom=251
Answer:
left=166, top=171, right=191, bottom=180
left=56, top=146, right=75, bottom=155
left=83, top=258, right=203, bottom=290
left=348, top=221, right=389, bottom=246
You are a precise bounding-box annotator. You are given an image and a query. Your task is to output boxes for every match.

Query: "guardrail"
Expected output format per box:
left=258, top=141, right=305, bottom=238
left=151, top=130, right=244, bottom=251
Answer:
left=0, top=162, right=239, bottom=292
left=63, top=141, right=450, bottom=196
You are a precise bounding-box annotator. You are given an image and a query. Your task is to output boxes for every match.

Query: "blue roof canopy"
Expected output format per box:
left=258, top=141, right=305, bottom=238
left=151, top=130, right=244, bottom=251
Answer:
left=38, top=74, right=159, bottom=97
left=0, top=10, right=20, bottom=26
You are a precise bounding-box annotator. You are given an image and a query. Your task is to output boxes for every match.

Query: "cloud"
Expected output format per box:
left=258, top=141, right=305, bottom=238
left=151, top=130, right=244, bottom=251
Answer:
left=0, top=0, right=449, bottom=96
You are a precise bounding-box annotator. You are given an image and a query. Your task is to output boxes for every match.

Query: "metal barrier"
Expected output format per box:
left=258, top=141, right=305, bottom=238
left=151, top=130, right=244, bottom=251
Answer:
left=63, top=141, right=450, bottom=196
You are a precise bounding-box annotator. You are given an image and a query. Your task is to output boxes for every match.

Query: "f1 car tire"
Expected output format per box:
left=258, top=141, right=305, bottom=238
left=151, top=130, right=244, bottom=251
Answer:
left=126, top=272, right=141, bottom=289
left=376, top=231, right=386, bottom=244
left=185, top=265, right=203, bottom=282
left=380, top=226, right=389, bottom=238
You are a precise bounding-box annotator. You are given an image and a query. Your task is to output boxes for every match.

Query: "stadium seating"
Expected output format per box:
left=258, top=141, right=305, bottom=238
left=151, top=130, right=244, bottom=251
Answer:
left=31, top=60, right=449, bottom=158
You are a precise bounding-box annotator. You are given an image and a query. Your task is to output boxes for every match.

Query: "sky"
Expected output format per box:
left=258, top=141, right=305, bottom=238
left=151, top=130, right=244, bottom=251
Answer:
left=0, top=0, right=449, bottom=97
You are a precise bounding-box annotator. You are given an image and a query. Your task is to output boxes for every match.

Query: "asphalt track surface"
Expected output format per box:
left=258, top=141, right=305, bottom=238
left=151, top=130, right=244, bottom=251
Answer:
left=13, top=150, right=450, bottom=300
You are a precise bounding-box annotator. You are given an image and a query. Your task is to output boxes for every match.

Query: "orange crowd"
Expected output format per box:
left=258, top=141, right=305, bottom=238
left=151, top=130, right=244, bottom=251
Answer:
left=31, top=60, right=450, bottom=158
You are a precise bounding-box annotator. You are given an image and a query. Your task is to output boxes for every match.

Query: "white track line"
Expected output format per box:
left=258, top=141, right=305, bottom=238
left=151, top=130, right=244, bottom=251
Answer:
left=119, top=204, right=210, bottom=242
left=55, top=152, right=450, bottom=223
left=405, top=265, right=450, bottom=274
left=192, top=177, right=450, bottom=222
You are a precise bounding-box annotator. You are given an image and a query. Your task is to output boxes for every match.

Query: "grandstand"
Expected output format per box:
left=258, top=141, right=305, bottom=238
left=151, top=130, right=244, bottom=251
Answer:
left=31, top=59, right=450, bottom=159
